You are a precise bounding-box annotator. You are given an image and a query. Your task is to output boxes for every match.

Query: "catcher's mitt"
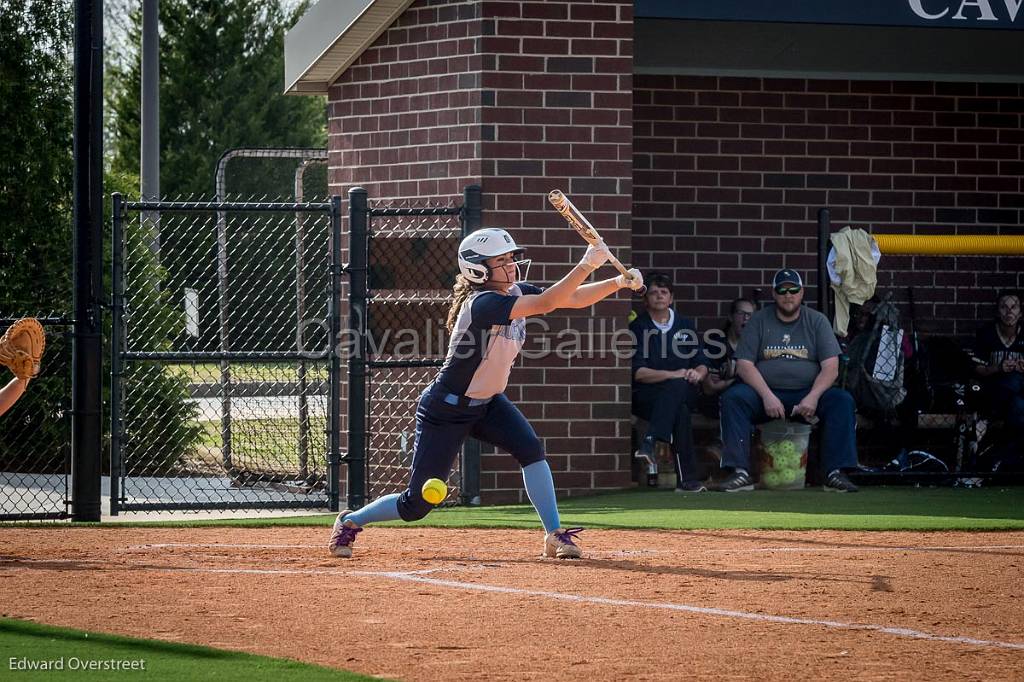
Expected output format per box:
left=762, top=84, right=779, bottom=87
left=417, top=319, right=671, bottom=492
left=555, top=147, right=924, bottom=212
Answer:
left=0, top=318, right=45, bottom=380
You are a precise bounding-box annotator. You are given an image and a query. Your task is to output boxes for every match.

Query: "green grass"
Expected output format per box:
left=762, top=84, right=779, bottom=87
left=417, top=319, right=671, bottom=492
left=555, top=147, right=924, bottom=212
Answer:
left=87, top=486, right=1024, bottom=531
left=0, top=618, right=383, bottom=681
left=171, top=363, right=326, bottom=383
left=196, top=417, right=325, bottom=468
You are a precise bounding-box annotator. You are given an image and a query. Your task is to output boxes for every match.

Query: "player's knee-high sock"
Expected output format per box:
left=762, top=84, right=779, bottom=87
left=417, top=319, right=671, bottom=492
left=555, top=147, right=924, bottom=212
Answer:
left=522, top=460, right=561, bottom=533
left=346, top=493, right=401, bottom=526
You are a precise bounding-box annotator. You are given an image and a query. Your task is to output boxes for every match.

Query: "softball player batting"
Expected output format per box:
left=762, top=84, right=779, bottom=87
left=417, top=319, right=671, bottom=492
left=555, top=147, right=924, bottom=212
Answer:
left=329, top=227, right=644, bottom=559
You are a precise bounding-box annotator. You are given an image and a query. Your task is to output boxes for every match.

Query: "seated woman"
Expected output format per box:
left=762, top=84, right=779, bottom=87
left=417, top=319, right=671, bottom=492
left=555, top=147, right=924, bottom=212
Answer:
left=629, top=274, right=710, bottom=492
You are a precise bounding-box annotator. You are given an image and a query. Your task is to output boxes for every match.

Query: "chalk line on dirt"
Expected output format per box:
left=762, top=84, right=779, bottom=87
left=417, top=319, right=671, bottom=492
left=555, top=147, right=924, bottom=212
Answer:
left=355, top=570, right=1024, bottom=653
left=702, top=544, right=1024, bottom=554
left=3, top=551, right=1022, bottom=653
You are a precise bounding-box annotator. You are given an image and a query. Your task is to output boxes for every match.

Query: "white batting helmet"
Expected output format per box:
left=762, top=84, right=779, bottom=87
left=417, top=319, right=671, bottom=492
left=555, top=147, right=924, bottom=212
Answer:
left=457, top=228, right=526, bottom=284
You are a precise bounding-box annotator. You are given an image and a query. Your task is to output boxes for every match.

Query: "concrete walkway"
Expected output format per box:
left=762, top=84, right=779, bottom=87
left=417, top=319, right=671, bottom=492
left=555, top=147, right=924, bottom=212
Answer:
left=1, top=472, right=332, bottom=522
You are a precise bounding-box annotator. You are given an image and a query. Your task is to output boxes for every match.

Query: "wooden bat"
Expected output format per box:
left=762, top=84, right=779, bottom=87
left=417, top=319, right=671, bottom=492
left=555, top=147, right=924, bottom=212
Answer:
left=547, top=190, right=645, bottom=292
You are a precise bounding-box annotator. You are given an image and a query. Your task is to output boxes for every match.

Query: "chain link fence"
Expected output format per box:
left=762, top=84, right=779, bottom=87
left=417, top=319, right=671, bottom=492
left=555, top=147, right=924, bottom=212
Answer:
left=346, top=186, right=481, bottom=510
left=111, top=195, right=341, bottom=513
left=367, top=208, right=464, bottom=502
left=0, top=318, right=72, bottom=520
left=842, top=293, right=1022, bottom=485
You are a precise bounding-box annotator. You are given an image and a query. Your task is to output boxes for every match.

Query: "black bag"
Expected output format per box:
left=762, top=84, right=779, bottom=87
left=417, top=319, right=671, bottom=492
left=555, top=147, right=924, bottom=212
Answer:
left=845, top=296, right=907, bottom=413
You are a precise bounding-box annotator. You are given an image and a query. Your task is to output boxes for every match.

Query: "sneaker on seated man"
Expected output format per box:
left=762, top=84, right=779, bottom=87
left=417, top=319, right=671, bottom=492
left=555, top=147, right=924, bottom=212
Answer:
left=715, top=269, right=860, bottom=493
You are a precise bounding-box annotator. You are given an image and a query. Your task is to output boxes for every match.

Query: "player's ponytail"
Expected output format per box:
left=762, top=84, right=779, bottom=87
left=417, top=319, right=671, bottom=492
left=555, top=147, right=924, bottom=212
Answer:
left=446, top=274, right=476, bottom=332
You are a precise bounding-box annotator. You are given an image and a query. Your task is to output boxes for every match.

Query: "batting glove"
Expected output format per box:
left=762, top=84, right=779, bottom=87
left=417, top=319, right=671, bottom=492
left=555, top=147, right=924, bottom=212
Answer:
left=615, top=268, right=644, bottom=291
left=579, top=241, right=611, bottom=272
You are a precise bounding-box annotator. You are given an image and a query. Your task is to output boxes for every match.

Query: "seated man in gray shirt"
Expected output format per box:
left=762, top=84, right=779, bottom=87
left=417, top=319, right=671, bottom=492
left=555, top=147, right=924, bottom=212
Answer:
left=715, top=269, right=860, bottom=493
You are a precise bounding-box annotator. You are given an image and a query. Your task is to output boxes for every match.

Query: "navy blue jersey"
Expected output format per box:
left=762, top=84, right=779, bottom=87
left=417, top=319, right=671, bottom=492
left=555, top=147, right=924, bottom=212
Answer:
left=629, top=309, right=708, bottom=380
left=436, top=283, right=543, bottom=399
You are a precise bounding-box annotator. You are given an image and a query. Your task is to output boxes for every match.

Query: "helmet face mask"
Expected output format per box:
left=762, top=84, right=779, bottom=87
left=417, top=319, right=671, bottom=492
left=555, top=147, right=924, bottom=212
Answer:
left=458, top=228, right=529, bottom=285
left=488, top=255, right=532, bottom=285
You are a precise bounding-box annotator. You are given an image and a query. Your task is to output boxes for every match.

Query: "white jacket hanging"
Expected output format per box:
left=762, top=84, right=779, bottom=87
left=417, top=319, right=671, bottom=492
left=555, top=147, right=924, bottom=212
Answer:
left=828, top=226, right=880, bottom=336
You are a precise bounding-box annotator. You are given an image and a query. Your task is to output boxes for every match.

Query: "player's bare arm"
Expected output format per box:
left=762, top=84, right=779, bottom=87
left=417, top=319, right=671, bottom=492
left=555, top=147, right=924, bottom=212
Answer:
left=0, top=376, right=28, bottom=418
left=564, top=269, right=644, bottom=309
left=509, top=242, right=610, bottom=318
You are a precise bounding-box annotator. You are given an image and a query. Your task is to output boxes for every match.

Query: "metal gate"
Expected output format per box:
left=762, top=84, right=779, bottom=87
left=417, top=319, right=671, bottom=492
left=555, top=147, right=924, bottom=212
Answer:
left=110, top=195, right=342, bottom=513
left=345, top=186, right=482, bottom=510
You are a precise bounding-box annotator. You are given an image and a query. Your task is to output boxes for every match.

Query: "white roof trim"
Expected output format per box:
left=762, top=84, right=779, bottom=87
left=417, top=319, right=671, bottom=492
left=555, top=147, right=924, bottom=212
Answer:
left=284, top=0, right=415, bottom=95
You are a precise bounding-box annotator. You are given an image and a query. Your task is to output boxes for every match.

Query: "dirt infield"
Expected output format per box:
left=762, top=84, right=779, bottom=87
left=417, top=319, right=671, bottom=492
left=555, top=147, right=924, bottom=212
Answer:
left=1, top=526, right=1023, bottom=681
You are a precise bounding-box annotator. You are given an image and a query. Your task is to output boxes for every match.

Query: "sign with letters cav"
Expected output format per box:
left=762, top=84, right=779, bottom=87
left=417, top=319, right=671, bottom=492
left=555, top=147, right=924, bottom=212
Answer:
left=635, top=0, right=1023, bottom=30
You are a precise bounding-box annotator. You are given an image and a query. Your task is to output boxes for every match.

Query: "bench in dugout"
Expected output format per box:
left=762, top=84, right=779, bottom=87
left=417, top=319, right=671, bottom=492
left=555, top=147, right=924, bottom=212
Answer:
left=630, top=414, right=722, bottom=488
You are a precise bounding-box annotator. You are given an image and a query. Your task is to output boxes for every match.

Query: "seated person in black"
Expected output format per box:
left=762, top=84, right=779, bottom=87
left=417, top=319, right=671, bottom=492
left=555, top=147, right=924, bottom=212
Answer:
left=974, top=290, right=1024, bottom=450
left=629, top=274, right=709, bottom=492
left=702, top=297, right=756, bottom=410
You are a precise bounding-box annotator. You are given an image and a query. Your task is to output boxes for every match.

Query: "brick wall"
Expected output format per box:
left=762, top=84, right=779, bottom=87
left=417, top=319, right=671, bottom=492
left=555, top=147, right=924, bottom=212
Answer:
left=474, top=0, right=635, bottom=502
left=633, top=76, right=1024, bottom=340
left=327, top=1, right=484, bottom=201
left=326, top=0, right=636, bottom=503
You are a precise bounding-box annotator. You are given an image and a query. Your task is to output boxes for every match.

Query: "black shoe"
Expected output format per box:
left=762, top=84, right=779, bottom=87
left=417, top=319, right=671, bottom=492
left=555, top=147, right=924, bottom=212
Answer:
left=675, top=480, right=707, bottom=493
left=823, top=469, right=859, bottom=493
left=714, top=469, right=754, bottom=492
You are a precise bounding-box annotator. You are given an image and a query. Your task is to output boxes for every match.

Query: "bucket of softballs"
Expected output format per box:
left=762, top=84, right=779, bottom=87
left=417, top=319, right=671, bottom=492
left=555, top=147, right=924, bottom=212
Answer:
left=756, top=419, right=811, bottom=490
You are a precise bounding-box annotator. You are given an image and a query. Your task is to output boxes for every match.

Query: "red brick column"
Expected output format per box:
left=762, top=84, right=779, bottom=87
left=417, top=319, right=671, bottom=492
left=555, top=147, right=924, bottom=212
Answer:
left=326, top=0, right=636, bottom=502
left=475, top=0, right=635, bottom=502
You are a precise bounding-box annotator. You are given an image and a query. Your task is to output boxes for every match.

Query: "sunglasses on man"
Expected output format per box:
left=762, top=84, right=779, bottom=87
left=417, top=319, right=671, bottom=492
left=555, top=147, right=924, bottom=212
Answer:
left=774, top=285, right=802, bottom=295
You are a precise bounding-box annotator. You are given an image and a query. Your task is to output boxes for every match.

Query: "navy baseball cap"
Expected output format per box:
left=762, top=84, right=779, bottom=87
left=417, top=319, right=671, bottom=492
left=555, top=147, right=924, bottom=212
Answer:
left=773, top=269, right=803, bottom=288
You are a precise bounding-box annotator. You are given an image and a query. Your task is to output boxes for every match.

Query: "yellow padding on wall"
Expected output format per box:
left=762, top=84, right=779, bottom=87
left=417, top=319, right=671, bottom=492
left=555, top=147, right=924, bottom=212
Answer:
left=872, top=233, right=1024, bottom=256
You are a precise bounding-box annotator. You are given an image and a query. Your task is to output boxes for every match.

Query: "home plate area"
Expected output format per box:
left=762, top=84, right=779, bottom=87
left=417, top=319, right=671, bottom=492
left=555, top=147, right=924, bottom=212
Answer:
left=1, top=527, right=1022, bottom=681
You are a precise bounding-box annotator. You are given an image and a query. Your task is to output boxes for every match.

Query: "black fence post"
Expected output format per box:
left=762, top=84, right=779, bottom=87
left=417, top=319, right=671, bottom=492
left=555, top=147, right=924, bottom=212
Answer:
left=327, top=195, right=343, bottom=512
left=347, top=188, right=369, bottom=510
left=817, top=207, right=831, bottom=319
left=109, top=193, right=124, bottom=516
left=71, top=0, right=104, bottom=522
left=459, top=184, right=483, bottom=505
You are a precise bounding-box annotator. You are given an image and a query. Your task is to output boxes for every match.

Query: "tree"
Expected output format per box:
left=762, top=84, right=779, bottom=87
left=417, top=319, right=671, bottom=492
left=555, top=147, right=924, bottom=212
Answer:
left=0, top=0, right=73, bottom=315
left=109, top=0, right=326, bottom=198
left=107, top=170, right=202, bottom=475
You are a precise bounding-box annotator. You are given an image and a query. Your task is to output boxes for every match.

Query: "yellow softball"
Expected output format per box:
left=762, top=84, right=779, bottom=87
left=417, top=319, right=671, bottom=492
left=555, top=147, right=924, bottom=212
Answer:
left=421, top=478, right=447, bottom=505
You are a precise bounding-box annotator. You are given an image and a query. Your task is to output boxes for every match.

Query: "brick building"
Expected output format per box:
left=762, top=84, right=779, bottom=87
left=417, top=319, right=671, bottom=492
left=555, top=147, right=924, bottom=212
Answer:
left=285, top=0, right=1024, bottom=502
